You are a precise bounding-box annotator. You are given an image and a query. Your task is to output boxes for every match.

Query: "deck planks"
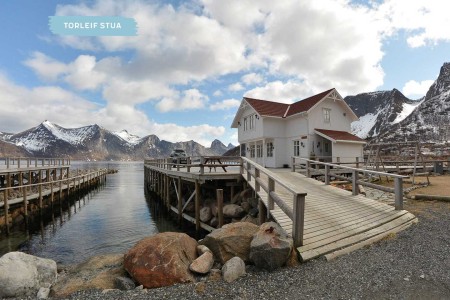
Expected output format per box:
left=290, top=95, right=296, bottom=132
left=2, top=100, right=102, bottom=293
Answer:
left=246, top=168, right=417, bottom=261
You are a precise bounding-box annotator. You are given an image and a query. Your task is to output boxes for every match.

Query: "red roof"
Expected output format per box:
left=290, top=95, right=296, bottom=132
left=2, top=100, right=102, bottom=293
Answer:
left=315, top=128, right=366, bottom=143
left=243, top=88, right=334, bottom=118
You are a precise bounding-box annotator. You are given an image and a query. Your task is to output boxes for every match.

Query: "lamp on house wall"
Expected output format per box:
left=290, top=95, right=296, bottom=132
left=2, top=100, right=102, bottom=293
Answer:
left=300, top=142, right=304, bottom=147
left=238, top=121, right=241, bottom=126
left=255, top=114, right=259, bottom=119
left=317, top=141, right=321, bottom=148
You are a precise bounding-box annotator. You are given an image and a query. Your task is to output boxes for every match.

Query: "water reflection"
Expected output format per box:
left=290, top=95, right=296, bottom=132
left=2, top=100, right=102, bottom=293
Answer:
left=0, top=162, right=181, bottom=265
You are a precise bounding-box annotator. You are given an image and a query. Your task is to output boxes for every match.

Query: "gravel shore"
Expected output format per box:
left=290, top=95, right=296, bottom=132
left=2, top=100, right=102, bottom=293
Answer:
left=61, top=200, right=450, bottom=300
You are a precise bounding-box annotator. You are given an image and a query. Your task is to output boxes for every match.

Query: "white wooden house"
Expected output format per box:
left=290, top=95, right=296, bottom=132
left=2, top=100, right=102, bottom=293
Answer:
left=231, top=88, right=366, bottom=168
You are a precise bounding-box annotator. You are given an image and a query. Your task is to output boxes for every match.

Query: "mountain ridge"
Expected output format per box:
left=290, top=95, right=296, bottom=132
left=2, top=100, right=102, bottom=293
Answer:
left=0, top=122, right=234, bottom=160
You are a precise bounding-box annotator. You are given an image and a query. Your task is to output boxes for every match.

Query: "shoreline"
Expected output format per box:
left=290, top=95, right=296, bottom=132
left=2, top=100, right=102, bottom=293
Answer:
left=45, top=200, right=450, bottom=299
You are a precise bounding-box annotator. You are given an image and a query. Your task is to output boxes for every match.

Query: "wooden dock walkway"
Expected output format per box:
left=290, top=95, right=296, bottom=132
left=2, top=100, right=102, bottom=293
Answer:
left=245, top=169, right=417, bottom=261
left=144, top=156, right=417, bottom=262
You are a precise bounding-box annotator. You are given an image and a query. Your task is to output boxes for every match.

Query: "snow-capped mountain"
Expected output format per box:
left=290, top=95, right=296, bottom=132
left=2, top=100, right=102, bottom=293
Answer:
left=345, top=89, right=422, bottom=139
left=375, top=63, right=450, bottom=143
left=345, top=62, right=450, bottom=143
left=1, top=122, right=234, bottom=160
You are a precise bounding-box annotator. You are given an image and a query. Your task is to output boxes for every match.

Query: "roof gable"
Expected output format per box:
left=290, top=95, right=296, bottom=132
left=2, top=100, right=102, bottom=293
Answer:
left=242, top=88, right=334, bottom=118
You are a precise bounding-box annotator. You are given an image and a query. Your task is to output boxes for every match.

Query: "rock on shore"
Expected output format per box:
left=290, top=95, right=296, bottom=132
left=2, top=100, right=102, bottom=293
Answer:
left=0, top=251, right=57, bottom=298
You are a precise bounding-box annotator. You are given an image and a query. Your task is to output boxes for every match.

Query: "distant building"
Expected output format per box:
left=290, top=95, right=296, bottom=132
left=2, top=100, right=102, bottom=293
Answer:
left=231, top=88, right=366, bottom=168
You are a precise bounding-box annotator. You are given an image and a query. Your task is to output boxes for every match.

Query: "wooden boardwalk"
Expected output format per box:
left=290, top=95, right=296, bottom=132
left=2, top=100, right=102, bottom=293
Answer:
left=245, top=168, right=417, bottom=261
left=144, top=157, right=417, bottom=262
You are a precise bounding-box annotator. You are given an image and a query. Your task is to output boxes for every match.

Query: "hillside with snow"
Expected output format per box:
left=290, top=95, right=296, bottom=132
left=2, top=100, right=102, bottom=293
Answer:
left=346, top=62, right=450, bottom=143
left=1, top=122, right=234, bottom=160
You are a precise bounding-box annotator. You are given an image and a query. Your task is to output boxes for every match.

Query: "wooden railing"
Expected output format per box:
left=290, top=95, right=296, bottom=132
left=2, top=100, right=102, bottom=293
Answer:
left=0, top=157, right=71, bottom=169
left=292, top=157, right=407, bottom=210
left=144, top=156, right=242, bottom=174
left=241, top=157, right=307, bottom=247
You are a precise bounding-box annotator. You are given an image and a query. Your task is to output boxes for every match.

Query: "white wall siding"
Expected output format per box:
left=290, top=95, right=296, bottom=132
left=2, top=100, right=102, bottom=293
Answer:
left=307, top=98, right=353, bottom=134
left=332, top=143, right=364, bottom=163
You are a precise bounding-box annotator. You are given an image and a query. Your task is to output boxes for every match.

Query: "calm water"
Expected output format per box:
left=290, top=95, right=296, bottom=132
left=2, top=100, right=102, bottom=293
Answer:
left=0, top=161, right=180, bottom=265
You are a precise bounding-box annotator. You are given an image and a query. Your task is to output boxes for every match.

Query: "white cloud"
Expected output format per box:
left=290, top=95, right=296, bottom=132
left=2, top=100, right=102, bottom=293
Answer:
left=213, top=90, right=223, bottom=97
left=402, top=79, right=434, bottom=98
left=156, top=89, right=209, bottom=112
left=23, top=52, right=66, bottom=81
left=375, top=0, right=450, bottom=48
left=150, top=123, right=225, bottom=146
left=210, top=99, right=241, bottom=111
left=228, top=83, right=244, bottom=92
left=244, top=80, right=314, bottom=103
left=241, top=73, right=264, bottom=85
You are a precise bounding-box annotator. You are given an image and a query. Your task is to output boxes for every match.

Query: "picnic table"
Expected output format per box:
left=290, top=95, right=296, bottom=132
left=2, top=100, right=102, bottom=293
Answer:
left=203, top=157, right=227, bottom=172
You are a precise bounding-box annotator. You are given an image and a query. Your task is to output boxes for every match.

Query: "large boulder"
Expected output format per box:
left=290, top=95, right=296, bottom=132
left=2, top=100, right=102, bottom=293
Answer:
left=124, top=232, right=197, bottom=289
left=51, top=254, right=126, bottom=297
left=0, top=252, right=57, bottom=298
left=199, top=222, right=259, bottom=264
left=249, top=222, right=293, bottom=270
left=223, top=204, right=245, bottom=218
left=222, top=257, right=246, bottom=283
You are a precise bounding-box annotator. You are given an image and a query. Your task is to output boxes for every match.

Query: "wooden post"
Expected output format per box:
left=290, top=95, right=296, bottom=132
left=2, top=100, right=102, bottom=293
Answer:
left=356, top=157, right=359, bottom=169
left=246, top=162, right=251, bottom=182
left=38, top=170, right=43, bottom=211
left=337, top=157, right=341, bottom=165
left=165, top=174, right=170, bottom=210
left=258, top=199, right=267, bottom=225
left=176, top=158, right=180, bottom=171
left=200, top=157, right=205, bottom=175
left=268, top=177, right=275, bottom=218
left=195, top=180, right=201, bottom=232
left=306, top=161, right=311, bottom=178
left=20, top=173, right=28, bottom=220
left=394, top=177, right=403, bottom=210
left=187, top=157, right=191, bottom=173
left=292, top=157, right=296, bottom=172
left=325, top=165, right=330, bottom=185
left=293, top=193, right=306, bottom=247
left=177, top=177, right=182, bottom=225
left=4, top=187, right=9, bottom=235
left=255, top=168, right=260, bottom=192
left=217, top=189, right=224, bottom=228
left=352, top=170, right=358, bottom=196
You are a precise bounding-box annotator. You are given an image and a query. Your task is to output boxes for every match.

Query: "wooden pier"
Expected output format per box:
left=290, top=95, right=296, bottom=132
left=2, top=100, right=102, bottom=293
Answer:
left=0, top=157, right=109, bottom=235
left=144, top=155, right=417, bottom=262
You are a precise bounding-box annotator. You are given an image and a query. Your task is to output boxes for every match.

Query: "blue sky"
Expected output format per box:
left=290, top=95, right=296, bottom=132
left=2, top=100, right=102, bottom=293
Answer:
left=0, top=0, right=449, bottom=146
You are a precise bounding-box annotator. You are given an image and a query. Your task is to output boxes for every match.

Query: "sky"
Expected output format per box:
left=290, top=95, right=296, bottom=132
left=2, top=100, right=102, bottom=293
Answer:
left=0, top=0, right=449, bottom=146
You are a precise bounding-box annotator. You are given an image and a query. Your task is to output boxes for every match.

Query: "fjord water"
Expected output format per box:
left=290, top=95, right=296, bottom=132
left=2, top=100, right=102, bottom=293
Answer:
left=0, top=161, right=179, bottom=265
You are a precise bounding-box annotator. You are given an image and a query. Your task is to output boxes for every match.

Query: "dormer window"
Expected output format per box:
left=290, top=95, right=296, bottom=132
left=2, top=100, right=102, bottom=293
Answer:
left=323, top=108, right=331, bottom=123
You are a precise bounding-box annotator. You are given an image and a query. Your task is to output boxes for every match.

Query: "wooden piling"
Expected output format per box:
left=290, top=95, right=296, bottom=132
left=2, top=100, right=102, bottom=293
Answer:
left=177, top=177, right=182, bottom=225
left=195, top=180, right=201, bottom=232
left=217, top=189, right=224, bottom=228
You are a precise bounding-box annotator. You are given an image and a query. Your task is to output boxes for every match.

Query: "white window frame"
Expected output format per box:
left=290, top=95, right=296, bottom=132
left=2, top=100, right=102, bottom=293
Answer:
left=256, top=144, right=263, bottom=158
left=250, top=145, right=255, bottom=158
left=294, top=140, right=300, bottom=157
left=267, top=142, right=273, bottom=157
left=323, top=108, right=331, bottom=123
left=243, top=117, right=248, bottom=131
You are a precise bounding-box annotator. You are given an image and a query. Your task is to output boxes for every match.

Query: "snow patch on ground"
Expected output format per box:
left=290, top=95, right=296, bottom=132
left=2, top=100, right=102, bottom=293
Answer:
left=392, top=99, right=424, bottom=124
left=351, top=112, right=379, bottom=139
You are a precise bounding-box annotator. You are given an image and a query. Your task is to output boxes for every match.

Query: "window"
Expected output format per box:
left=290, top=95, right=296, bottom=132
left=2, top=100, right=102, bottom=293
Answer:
left=294, top=140, right=300, bottom=157
left=250, top=145, right=255, bottom=158
left=267, top=142, right=273, bottom=157
left=243, top=117, right=248, bottom=131
left=324, top=142, right=329, bottom=153
left=323, top=108, right=331, bottom=123
left=256, top=144, right=263, bottom=157
left=249, top=115, right=255, bottom=130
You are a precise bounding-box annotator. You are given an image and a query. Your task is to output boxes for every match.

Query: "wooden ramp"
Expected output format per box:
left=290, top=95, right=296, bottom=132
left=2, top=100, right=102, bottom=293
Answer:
left=245, top=169, right=417, bottom=261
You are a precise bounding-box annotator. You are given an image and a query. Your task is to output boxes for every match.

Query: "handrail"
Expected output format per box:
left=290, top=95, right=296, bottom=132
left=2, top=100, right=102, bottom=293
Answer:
left=0, top=169, right=108, bottom=210
left=241, top=157, right=307, bottom=247
left=292, top=157, right=407, bottom=210
left=0, top=157, right=71, bottom=169
left=144, top=156, right=242, bottom=174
